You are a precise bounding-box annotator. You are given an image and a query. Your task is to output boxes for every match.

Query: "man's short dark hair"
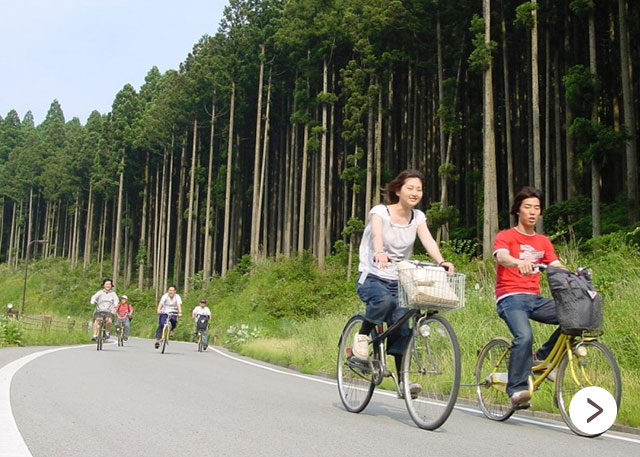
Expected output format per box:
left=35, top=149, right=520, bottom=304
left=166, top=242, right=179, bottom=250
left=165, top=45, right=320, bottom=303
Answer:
left=510, top=186, right=544, bottom=221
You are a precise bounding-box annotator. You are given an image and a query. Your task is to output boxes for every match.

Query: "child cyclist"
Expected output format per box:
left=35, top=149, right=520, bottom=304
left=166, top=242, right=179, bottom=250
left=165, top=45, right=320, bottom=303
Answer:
left=353, top=169, right=454, bottom=398
left=114, top=295, right=133, bottom=341
left=192, top=298, right=212, bottom=349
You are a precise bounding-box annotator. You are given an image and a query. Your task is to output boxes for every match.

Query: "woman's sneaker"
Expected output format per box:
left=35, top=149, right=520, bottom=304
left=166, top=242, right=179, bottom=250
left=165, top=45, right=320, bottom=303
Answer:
left=352, top=334, right=370, bottom=360
left=398, top=382, right=422, bottom=399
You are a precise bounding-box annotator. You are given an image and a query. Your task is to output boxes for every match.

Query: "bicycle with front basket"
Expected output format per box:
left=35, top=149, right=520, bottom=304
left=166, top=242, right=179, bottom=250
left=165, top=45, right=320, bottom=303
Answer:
left=337, top=261, right=465, bottom=430
left=94, top=311, right=112, bottom=351
left=474, top=265, right=621, bottom=437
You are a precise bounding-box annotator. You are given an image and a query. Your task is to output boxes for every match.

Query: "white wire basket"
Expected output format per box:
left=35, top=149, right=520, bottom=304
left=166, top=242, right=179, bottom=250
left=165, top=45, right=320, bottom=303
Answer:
left=397, top=261, right=466, bottom=312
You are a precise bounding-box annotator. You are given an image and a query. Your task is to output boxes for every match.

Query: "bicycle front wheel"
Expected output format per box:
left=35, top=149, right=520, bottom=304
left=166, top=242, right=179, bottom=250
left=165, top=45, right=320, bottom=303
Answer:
left=402, top=314, right=461, bottom=430
left=337, top=315, right=375, bottom=413
left=475, top=338, right=514, bottom=421
left=555, top=340, right=622, bottom=437
left=96, top=321, right=103, bottom=351
left=198, top=333, right=203, bottom=352
left=161, top=325, right=169, bottom=354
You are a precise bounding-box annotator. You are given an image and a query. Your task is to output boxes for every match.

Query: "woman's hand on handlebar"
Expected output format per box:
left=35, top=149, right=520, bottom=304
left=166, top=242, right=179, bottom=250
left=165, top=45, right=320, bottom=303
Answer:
left=440, top=261, right=455, bottom=273
left=374, top=251, right=391, bottom=269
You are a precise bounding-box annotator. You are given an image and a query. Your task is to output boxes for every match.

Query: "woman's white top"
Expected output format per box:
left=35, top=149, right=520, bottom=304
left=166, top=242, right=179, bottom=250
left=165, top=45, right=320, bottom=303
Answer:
left=358, top=204, right=426, bottom=281
left=159, top=293, right=182, bottom=314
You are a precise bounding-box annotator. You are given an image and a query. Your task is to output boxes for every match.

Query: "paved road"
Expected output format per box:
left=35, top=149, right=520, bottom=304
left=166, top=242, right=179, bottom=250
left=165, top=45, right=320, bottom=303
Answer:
left=1, top=338, right=639, bottom=457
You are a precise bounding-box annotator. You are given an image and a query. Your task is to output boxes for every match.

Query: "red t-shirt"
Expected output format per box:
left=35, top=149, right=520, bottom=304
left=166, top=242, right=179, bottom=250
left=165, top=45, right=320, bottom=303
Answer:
left=493, top=227, right=558, bottom=300
left=115, top=303, right=132, bottom=318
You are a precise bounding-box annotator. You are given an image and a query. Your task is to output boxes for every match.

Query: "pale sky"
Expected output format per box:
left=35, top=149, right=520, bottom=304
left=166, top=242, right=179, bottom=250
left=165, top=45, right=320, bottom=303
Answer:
left=0, top=0, right=227, bottom=125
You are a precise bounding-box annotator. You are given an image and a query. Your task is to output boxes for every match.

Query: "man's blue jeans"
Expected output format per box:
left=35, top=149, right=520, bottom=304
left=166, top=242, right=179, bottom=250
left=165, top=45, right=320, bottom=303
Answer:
left=496, top=294, right=562, bottom=396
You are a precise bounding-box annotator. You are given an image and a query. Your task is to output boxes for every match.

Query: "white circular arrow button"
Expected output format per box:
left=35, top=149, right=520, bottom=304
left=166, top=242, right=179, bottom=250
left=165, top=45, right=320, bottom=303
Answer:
left=569, top=386, right=617, bottom=436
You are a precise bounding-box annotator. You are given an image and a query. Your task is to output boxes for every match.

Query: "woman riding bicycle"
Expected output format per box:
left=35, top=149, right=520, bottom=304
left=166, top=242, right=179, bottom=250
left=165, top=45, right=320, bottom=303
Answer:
left=493, top=186, right=565, bottom=409
left=353, top=169, right=454, bottom=394
left=154, top=285, right=183, bottom=349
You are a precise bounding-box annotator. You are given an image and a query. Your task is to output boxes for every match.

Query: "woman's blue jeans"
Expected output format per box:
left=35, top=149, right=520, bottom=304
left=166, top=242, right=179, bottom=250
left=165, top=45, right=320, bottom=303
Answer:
left=496, top=294, right=562, bottom=396
left=356, top=273, right=410, bottom=356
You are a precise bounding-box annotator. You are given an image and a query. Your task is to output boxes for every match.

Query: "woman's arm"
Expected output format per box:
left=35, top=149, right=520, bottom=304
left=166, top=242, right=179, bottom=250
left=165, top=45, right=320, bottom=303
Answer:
left=370, top=214, right=391, bottom=269
left=416, top=222, right=454, bottom=272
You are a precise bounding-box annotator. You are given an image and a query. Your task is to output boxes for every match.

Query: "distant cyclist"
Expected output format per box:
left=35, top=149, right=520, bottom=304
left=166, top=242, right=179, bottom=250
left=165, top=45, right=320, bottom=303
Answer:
left=114, top=294, right=133, bottom=341
left=90, top=278, right=118, bottom=341
left=192, top=298, right=212, bottom=350
left=154, top=285, right=183, bottom=349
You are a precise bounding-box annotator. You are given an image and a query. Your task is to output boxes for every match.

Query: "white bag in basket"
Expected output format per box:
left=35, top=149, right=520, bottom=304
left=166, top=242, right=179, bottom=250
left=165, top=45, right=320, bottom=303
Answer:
left=397, top=261, right=459, bottom=306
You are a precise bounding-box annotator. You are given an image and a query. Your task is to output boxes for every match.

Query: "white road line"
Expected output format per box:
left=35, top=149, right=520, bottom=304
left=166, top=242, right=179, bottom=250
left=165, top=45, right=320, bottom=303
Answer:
left=0, top=346, right=87, bottom=457
left=209, top=346, right=640, bottom=445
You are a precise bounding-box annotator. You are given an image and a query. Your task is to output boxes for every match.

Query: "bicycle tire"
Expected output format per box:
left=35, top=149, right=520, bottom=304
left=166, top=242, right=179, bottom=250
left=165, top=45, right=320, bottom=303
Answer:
left=402, top=314, right=461, bottom=430
left=555, top=340, right=622, bottom=437
left=337, top=314, right=375, bottom=413
left=475, top=338, right=515, bottom=421
left=117, top=324, right=124, bottom=347
left=96, top=321, right=103, bottom=351
left=198, top=332, right=203, bottom=352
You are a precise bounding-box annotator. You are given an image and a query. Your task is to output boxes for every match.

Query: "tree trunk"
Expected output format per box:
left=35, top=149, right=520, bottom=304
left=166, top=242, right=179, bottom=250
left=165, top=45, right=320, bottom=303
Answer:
left=553, top=51, right=564, bottom=203
left=221, top=82, right=235, bottom=277
left=174, top=137, right=187, bottom=284
left=138, top=153, right=149, bottom=289
left=297, top=116, right=310, bottom=255
left=257, top=70, right=272, bottom=258
left=112, top=154, right=125, bottom=284
left=544, top=26, right=551, bottom=207
left=203, top=93, right=216, bottom=279
left=589, top=8, right=600, bottom=237
left=163, top=150, right=174, bottom=293
left=184, top=119, right=198, bottom=294
left=531, top=0, right=542, bottom=193
left=482, top=0, right=499, bottom=258
left=251, top=44, right=266, bottom=260
left=83, top=184, right=94, bottom=268
left=318, top=57, right=328, bottom=269
left=619, top=0, right=638, bottom=222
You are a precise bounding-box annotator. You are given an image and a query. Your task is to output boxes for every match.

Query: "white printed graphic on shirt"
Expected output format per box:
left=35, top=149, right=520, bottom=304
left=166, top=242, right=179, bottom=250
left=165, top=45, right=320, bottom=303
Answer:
left=519, top=244, right=544, bottom=263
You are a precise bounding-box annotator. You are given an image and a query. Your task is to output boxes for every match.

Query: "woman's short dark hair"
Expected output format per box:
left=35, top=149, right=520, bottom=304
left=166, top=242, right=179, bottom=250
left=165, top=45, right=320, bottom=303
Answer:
left=167, top=284, right=177, bottom=291
left=384, top=169, right=425, bottom=204
left=102, top=278, right=113, bottom=286
left=510, top=186, right=544, bottom=218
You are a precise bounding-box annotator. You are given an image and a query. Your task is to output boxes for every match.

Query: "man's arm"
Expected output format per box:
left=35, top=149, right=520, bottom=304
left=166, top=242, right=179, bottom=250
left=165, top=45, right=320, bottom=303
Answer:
left=495, top=250, right=536, bottom=275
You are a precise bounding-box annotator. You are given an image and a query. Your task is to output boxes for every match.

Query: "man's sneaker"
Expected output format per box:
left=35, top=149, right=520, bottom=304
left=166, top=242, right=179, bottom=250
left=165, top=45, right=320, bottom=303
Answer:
left=124, top=337, right=128, bottom=341
left=203, top=345, right=208, bottom=350
left=352, top=334, right=370, bottom=360
left=398, top=382, right=422, bottom=399
left=170, top=330, right=175, bottom=338
left=105, top=332, right=110, bottom=339
left=510, top=390, right=532, bottom=409
left=91, top=335, right=97, bottom=341
left=154, top=342, right=160, bottom=349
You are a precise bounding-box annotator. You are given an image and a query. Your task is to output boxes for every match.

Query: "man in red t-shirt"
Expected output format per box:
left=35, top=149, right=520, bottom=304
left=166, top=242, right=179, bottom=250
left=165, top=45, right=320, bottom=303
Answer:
left=493, top=186, right=564, bottom=409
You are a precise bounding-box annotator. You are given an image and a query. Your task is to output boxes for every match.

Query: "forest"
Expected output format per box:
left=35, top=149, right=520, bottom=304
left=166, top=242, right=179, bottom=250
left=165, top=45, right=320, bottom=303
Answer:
left=0, top=0, right=638, bottom=299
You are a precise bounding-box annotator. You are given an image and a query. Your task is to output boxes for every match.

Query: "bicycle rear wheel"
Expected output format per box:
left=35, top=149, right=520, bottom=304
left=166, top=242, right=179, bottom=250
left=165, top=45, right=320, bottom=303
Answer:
left=475, top=338, right=514, bottom=421
left=337, top=315, right=375, bottom=413
left=402, top=314, right=461, bottom=430
left=555, top=340, right=622, bottom=437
